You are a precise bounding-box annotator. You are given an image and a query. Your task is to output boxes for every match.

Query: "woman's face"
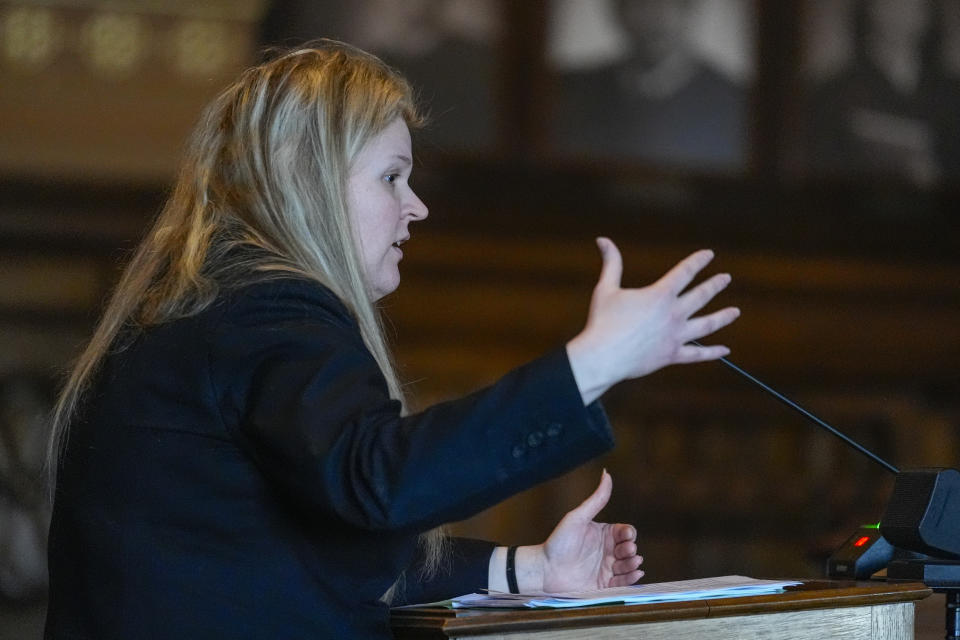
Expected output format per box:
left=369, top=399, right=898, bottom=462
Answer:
left=347, top=117, right=429, bottom=301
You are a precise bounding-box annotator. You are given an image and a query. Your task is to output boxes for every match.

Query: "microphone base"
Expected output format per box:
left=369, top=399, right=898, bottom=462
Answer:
left=887, top=558, right=960, bottom=590
left=826, top=527, right=893, bottom=580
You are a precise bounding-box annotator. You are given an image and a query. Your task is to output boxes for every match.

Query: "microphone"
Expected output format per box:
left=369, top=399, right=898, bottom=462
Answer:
left=690, top=340, right=960, bottom=563
left=690, top=340, right=960, bottom=639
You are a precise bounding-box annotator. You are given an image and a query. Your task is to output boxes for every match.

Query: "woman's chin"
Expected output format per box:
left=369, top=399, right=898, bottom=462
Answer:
left=370, top=274, right=401, bottom=301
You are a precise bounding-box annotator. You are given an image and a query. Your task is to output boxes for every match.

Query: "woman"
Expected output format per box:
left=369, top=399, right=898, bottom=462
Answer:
left=44, top=41, right=739, bottom=638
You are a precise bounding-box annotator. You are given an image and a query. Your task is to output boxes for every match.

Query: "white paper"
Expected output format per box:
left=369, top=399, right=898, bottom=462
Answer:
left=448, top=575, right=802, bottom=609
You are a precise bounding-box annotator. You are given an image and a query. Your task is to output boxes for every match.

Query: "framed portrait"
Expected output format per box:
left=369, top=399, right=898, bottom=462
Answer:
left=798, top=0, right=960, bottom=187
left=543, top=0, right=757, bottom=172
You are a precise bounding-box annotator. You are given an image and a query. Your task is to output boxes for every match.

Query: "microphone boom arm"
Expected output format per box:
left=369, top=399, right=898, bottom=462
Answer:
left=690, top=340, right=900, bottom=475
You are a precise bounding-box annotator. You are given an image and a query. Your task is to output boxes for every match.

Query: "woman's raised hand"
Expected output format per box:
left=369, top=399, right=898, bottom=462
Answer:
left=567, top=238, right=740, bottom=405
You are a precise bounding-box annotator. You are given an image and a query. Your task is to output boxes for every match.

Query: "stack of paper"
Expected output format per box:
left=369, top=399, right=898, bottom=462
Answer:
left=449, top=576, right=802, bottom=609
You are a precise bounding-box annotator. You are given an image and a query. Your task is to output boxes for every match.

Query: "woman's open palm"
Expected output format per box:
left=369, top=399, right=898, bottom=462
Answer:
left=541, top=471, right=643, bottom=592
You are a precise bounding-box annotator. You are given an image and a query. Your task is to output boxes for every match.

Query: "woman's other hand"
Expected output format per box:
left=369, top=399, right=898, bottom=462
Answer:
left=495, top=470, right=643, bottom=593
left=567, top=238, right=740, bottom=405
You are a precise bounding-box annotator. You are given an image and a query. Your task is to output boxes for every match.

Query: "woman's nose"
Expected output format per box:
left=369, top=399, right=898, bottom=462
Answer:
left=406, top=190, right=429, bottom=221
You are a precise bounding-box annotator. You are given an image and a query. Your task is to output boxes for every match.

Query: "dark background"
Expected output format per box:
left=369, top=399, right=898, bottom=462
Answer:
left=0, top=1, right=957, bottom=637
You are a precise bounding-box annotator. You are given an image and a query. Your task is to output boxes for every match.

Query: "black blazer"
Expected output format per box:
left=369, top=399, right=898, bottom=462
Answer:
left=46, top=278, right=613, bottom=639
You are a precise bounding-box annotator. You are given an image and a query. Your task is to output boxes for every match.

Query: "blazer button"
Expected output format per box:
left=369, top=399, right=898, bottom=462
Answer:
left=546, top=423, right=564, bottom=438
left=511, top=443, right=526, bottom=458
left=527, top=431, right=544, bottom=447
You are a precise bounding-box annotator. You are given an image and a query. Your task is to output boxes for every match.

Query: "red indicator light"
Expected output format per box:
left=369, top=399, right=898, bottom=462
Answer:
left=853, top=536, right=871, bottom=547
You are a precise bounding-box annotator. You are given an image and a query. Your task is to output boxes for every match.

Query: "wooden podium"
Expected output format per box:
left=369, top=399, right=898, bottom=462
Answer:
left=391, top=580, right=931, bottom=639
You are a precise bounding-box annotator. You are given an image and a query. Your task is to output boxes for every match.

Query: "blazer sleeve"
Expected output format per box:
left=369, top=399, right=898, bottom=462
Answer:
left=208, top=280, right=614, bottom=534
left=392, top=537, right=497, bottom=606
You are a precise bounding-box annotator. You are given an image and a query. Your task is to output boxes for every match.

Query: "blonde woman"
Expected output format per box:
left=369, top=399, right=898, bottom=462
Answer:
left=44, top=41, right=739, bottom=638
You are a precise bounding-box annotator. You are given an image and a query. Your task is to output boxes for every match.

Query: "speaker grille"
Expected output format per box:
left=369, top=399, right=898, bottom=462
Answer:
left=881, top=470, right=941, bottom=549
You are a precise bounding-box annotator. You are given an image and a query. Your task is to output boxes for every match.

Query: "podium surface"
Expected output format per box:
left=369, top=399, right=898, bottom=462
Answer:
left=392, top=580, right=931, bottom=639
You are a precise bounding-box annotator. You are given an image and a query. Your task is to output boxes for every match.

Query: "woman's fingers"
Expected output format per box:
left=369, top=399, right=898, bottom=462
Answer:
left=675, top=342, right=731, bottom=363
left=677, top=272, right=732, bottom=318
left=609, top=570, right=645, bottom=587
left=614, top=540, right=637, bottom=560
left=568, top=470, right=613, bottom=523
left=594, top=237, right=624, bottom=293
left=682, top=307, right=741, bottom=343
left=658, top=249, right=715, bottom=296
left=606, top=521, right=643, bottom=585
left=611, top=523, right=637, bottom=544
left=613, top=554, right=643, bottom=575
left=609, top=558, right=645, bottom=586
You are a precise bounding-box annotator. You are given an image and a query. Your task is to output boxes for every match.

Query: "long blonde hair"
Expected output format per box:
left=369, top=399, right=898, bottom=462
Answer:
left=47, top=41, right=447, bottom=598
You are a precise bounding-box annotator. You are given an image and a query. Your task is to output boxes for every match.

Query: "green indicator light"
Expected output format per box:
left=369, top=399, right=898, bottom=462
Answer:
left=862, top=522, right=881, bottom=529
